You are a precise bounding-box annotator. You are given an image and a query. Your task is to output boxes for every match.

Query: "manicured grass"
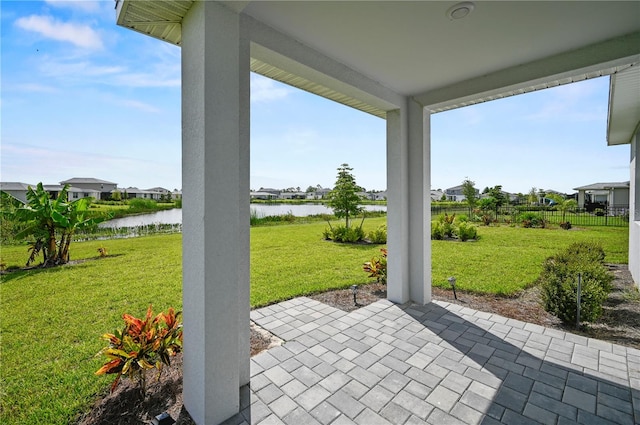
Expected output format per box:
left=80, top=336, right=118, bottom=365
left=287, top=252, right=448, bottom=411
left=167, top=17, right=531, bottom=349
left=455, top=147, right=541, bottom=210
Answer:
left=0, top=235, right=183, bottom=425
left=0, top=220, right=629, bottom=424
left=251, top=219, right=386, bottom=306
left=432, top=225, right=628, bottom=295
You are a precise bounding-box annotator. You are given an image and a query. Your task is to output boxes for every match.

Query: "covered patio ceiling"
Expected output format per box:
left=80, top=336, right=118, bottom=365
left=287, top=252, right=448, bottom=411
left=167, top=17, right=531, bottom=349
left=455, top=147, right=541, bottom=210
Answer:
left=117, top=1, right=639, bottom=120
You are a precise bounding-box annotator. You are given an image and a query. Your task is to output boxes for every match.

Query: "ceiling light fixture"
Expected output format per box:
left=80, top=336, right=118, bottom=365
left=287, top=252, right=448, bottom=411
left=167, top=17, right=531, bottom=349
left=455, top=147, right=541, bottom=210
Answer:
left=446, top=2, right=475, bottom=20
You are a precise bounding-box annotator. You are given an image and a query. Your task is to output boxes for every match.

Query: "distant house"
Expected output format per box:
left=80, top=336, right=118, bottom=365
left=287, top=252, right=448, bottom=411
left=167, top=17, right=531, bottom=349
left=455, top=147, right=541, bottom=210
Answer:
left=172, top=189, right=182, bottom=200
left=430, top=190, right=444, bottom=201
left=279, top=191, right=306, bottom=200
left=147, top=187, right=171, bottom=195
left=573, top=182, right=630, bottom=210
left=122, top=187, right=163, bottom=200
left=368, top=191, right=387, bottom=201
left=445, top=185, right=479, bottom=202
left=60, top=178, right=118, bottom=200
left=250, top=191, right=278, bottom=200
left=307, top=187, right=332, bottom=200
left=0, top=182, right=34, bottom=203
left=43, top=185, right=100, bottom=201
left=479, top=190, right=518, bottom=203
left=0, top=182, right=101, bottom=203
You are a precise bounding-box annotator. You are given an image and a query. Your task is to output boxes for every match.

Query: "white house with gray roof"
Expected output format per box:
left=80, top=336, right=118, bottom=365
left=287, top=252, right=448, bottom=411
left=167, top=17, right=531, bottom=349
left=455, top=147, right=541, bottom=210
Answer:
left=60, top=178, right=118, bottom=200
left=0, top=182, right=33, bottom=203
left=573, top=181, right=630, bottom=209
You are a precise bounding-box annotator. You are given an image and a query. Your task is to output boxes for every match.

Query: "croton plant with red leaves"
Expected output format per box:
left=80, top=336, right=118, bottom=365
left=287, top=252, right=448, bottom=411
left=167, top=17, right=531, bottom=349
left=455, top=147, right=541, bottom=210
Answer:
left=95, top=305, right=183, bottom=392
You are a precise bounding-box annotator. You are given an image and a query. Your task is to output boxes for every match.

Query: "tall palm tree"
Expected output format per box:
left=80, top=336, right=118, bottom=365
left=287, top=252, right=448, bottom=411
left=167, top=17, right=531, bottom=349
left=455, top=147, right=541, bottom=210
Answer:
left=547, top=194, right=578, bottom=222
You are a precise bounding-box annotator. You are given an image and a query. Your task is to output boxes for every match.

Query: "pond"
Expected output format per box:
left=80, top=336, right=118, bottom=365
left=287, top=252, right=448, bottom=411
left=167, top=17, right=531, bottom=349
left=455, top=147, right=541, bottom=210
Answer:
left=99, top=204, right=387, bottom=228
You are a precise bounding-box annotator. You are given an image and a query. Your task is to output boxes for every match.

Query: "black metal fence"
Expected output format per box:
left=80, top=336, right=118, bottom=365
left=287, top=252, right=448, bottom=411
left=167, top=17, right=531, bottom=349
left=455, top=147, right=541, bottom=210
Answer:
left=431, top=205, right=629, bottom=227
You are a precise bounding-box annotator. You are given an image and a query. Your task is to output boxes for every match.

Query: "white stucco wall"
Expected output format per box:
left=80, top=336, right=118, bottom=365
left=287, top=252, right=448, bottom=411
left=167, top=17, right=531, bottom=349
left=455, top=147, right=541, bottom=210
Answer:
left=629, top=134, right=639, bottom=287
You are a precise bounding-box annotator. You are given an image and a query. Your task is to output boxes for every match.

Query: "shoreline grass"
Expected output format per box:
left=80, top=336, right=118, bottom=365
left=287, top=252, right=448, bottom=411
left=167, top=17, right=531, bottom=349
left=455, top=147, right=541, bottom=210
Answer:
left=0, top=220, right=629, bottom=424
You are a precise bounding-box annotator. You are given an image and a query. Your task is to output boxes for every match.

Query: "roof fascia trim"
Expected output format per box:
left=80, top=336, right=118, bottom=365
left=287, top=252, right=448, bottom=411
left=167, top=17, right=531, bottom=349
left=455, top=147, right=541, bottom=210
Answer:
left=241, top=13, right=403, bottom=113
left=416, top=31, right=640, bottom=113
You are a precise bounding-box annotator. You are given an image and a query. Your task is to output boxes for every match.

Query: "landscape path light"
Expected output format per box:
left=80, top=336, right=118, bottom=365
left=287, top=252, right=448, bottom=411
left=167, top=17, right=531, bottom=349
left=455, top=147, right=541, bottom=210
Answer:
left=350, top=284, right=358, bottom=306
left=150, top=412, right=175, bottom=425
left=448, top=276, right=457, bottom=300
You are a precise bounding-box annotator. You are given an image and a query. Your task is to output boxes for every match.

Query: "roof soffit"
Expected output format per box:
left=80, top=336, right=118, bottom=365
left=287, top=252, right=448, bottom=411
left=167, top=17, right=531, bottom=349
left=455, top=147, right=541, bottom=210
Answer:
left=608, top=64, right=640, bottom=146
left=116, top=0, right=640, bottom=132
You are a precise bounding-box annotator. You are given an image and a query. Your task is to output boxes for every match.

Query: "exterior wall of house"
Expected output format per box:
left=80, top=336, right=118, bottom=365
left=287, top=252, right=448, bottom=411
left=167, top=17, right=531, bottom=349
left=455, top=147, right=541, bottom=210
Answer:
left=69, top=190, right=100, bottom=200
left=612, top=188, right=630, bottom=208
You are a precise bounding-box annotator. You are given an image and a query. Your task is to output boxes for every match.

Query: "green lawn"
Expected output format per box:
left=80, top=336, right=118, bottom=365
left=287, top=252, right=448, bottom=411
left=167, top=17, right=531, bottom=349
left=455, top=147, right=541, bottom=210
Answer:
left=0, top=220, right=629, bottom=424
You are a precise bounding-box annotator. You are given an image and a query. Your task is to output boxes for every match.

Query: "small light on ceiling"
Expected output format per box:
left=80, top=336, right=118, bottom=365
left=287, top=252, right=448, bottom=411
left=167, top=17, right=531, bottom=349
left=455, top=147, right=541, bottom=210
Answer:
left=446, top=2, right=475, bottom=20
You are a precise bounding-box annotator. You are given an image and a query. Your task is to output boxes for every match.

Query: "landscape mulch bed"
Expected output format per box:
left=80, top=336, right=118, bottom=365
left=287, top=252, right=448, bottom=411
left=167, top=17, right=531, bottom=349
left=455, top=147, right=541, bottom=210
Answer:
left=77, top=264, right=639, bottom=424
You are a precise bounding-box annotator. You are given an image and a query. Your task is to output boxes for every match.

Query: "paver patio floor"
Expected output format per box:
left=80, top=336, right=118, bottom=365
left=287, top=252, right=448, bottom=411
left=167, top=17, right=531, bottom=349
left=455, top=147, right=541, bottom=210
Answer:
left=222, top=297, right=640, bottom=425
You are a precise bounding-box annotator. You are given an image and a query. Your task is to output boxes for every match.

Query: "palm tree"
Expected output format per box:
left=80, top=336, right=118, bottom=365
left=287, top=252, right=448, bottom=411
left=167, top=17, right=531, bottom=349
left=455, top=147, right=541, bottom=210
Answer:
left=547, top=194, right=578, bottom=222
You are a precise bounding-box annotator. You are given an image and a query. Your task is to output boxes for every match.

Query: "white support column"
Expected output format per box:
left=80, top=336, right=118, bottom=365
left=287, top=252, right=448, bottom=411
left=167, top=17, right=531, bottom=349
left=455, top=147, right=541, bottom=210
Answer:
left=386, top=99, right=431, bottom=305
left=629, top=134, right=639, bottom=287
left=181, top=2, right=250, bottom=424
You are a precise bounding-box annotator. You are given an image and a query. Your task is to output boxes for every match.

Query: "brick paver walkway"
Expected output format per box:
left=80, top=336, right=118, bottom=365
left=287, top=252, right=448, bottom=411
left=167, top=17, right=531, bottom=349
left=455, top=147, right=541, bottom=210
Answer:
left=221, top=297, right=640, bottom=424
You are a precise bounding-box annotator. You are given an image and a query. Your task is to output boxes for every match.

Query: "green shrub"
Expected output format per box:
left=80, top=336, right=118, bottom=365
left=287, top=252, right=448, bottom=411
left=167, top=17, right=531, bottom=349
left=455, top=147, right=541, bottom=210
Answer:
left=456, top=214, right=469, bottom=223
left=368, top=225, right=387, bottom=244
left=594, top=208, right=605, bottom=216
left=563, top=241, right=606, bottom=263
left=432, top=219, right=478, bottom=242
left=456, top=222, right=478, bottom=241
left=518, top=212, right=546, bottom=228
left=431, top=221, right=445, bottom=240
left=128, top=198, right=158, bottom=210
left=324, top=225, right=365, bottom=243
left=539, top=242, right=613, bottom=325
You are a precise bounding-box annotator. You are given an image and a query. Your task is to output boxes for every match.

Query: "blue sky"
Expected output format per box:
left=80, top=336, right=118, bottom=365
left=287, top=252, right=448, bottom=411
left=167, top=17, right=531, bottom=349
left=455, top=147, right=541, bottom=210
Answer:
left=1, top=1, right=630, bottom=195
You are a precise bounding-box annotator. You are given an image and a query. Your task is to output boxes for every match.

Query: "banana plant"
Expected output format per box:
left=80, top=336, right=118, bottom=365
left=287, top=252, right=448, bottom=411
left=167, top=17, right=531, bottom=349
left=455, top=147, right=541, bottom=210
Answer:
left=54, top=197, right=107, bottom=263
left=13, top=183, right=109, bottom=266
left=14, top=183, right=67, bottom=266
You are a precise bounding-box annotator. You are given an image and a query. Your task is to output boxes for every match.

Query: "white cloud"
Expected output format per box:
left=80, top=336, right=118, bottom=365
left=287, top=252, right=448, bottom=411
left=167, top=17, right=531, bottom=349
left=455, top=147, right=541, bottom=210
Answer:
left=113, top=73, right=181, bottom=88
left=13, top=83, right=60, bottom=93
left=40, top=58, right=124, bottom=77
left=524, top=78, right=607, bottom=122
left=44, top=0, right=105, bottom=13
left=251, top=74, right=292, bottom=103
left=117, top=99, right=161, bottom=113
left=15, top=15, right=103, bottom=50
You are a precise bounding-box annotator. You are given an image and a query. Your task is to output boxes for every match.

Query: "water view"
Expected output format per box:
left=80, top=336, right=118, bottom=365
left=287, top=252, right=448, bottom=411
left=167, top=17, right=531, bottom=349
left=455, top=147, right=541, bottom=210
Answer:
left=99, top=204, right=387, bottom=228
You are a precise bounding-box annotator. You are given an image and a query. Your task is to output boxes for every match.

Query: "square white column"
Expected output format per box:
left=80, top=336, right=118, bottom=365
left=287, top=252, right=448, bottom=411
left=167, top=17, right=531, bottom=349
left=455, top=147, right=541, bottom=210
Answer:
left=386, top=99, right=431, bottom=304
left=630, top=134, right=639, bottom=286
left=181, top=2, right=250, bottom=424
